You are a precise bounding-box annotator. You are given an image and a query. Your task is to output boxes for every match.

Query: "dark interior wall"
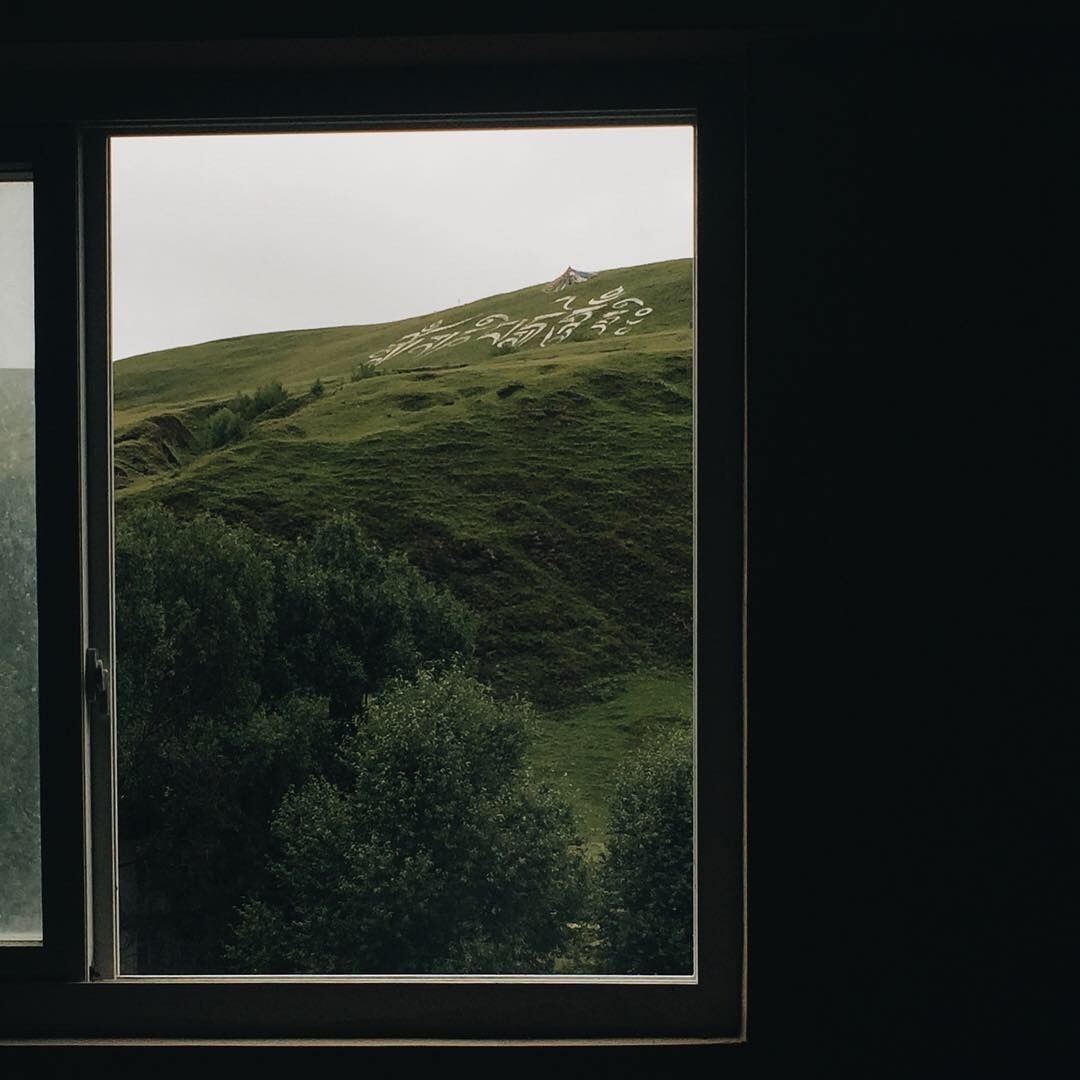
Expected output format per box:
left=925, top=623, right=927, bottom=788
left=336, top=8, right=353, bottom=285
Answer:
left=2, top=22, right=1075, bottom=1077
left=748, top=31, right=1076, bottom=1071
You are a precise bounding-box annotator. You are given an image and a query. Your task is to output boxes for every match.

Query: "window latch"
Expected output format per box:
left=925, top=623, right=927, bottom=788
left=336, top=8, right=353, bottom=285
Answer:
left=85, top=647, right=108, bottom=711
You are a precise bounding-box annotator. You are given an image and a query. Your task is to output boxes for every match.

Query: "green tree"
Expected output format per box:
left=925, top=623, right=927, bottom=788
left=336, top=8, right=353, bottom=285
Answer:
left=114, top=505, right=478, bottom=971
left=593, top=723, right=694, bottom=974
left=115, top=505, right=287, bottom=969
left=116, top=506, right=275, bottom=739
left=230, top=664, right=588, bottom=974
left=265, top=515, right=478, bottom=720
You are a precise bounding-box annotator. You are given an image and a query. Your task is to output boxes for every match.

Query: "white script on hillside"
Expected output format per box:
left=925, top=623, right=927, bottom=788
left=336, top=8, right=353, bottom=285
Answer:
left=368, top=284, right=654, bottom=367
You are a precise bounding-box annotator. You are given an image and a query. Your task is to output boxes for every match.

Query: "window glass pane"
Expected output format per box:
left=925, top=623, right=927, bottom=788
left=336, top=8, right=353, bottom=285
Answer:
left=0, top=177, right=41, bottom=944
left=110, top=129, right=694, bottom=975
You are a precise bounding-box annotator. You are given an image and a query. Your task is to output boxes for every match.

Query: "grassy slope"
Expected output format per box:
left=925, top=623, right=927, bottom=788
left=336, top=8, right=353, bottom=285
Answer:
left=114, top=260, right=695, bottom=843
left=0, top=368, right=35, bottom=479
left=113, top=260, right=691, bottom=421
left=529, top=670, right=693, bottom=852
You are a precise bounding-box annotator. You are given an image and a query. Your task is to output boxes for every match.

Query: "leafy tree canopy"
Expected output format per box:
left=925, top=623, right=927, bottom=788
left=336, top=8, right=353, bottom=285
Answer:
left=114, top=504, right=477, bottom=971
left=230, top=664, right=588, bottom=974
left=593, top=723, right=694, bottom=974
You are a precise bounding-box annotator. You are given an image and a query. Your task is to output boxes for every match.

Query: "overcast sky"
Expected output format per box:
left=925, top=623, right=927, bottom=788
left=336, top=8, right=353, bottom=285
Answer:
left=109, top=127, right=693, bottom=360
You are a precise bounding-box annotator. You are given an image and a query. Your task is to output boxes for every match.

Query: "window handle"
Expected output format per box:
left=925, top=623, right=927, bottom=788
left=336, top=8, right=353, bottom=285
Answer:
left=85, top=647, right=108, bottom=711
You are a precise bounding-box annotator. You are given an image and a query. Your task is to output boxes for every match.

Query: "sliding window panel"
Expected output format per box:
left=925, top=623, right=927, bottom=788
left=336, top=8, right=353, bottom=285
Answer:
left=0, top=130, right=89, bottom=983
left=0, top=172, right=41, bottom=945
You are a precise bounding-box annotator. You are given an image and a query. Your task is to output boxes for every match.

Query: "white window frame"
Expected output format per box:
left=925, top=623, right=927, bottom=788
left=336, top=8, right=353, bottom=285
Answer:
left=0, top=41, right=746, bottom=1045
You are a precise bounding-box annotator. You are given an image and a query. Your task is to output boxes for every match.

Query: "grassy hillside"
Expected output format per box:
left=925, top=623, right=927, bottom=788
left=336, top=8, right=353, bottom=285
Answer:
left=113, top=259, right=695, bottom=843
left=530, top=669, right=693, bottom=850
left=113, top=260, right=690, bottom=422
left=0, top=368, right=35, bottom=479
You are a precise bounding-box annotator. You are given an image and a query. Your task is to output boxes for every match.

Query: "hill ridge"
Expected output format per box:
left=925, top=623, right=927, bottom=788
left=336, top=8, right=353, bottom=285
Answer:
left=115, top=258, right=688, bottom=365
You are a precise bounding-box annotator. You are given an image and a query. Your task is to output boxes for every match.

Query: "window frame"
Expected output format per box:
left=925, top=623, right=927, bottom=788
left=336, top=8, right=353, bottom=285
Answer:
left=0, top=129, right=91, bottom=984
left=0, top=47, right=746, bottom=1044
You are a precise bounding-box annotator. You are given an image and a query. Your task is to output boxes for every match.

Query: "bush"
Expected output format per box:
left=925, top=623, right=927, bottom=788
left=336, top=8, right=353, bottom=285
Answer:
left=593, top=723, right=693, bottom=974
left=253, top=380, right=288, bottom=413
left=226, top=391, right=255, bottom=419
left=310, top=377, right=324, bottom=397
left=229, top=664, right=588, bottom=974
left=350, top=363, right=378, bottom=381
left=206, top=406, right=245, bottom=447
left=222, top=382, right=288, bottom=423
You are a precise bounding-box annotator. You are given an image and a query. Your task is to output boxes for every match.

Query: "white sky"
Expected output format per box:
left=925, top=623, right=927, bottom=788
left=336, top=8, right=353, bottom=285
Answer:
left=109, top=127, right=694, bottom=360
left=0, top=182, right=34, bottom=370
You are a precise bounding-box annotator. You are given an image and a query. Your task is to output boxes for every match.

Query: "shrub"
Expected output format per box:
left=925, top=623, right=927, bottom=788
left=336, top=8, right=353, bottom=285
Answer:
left=593, top=723, right=693, bottom=974
left=253, top=380, right=288, bottom=413
left=226, top=392, right=255, bottom=419
left=310, top=377, right=324, bottom=397
left=206, top=407, right=245, bottom=447
left=222, top=382, right=287, bottom=423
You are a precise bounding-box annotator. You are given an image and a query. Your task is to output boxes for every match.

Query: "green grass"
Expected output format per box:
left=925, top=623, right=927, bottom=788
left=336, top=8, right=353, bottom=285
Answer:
left=113, top=258, right=697, bottom=842
left=527, top=669, right=693, bottom=852
left=0, top=368, right=35, bottom=480
left=118, top=345, right=693, bottom=708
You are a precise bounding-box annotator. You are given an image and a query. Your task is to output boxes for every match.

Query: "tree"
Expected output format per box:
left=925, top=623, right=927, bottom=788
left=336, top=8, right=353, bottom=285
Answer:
left=115, top=505, right=286, bottom=969
left=264, top=515, right=478, bottom=719
left=114, top=505, right=478, bottom=971
left=116, top=506, right=276, bottom=741
left=229, top=664, right=588, bottom=974
left=593, top=723, right=694, bottom=974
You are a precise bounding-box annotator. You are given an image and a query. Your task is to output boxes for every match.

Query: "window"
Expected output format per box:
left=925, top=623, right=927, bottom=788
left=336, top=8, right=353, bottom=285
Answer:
left=0, top=133, right=88, bottom=986
left=0, top=171, right=41, bottom=946
left=108, top=126, right=697, bottom=979
left=0, top=40, right=744, bottom=1043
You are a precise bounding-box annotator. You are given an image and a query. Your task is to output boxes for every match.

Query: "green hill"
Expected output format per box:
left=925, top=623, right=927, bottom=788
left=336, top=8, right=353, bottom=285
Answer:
left=114, top=259, right=691, bottom=423
left=113, top=258, right=694, bottom=839
left=0, top=368, right=35, bottom=480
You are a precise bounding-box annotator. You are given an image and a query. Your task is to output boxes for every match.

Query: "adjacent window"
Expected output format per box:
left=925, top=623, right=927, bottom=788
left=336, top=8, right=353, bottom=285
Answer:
left=0, top=174, right=41, bottom=945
